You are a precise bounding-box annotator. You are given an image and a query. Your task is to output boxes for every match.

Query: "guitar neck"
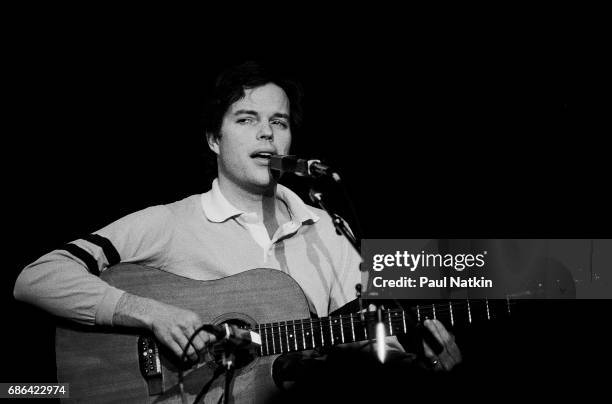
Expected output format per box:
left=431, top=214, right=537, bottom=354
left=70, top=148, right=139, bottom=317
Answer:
left=253, top=299, right=514, bottom=357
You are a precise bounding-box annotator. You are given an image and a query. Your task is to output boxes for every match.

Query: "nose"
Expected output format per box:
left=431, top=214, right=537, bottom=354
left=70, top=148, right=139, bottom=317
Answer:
left=256, top=122, right=273, bottom=141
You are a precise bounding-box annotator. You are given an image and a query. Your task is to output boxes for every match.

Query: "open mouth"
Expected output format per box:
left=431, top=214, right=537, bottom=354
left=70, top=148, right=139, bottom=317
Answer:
left=250, top=151, right=275, bottom=163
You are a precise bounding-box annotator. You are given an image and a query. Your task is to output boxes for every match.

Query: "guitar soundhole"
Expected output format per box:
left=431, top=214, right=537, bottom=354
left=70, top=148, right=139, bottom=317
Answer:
left=214, top=319, right=256, bottom=370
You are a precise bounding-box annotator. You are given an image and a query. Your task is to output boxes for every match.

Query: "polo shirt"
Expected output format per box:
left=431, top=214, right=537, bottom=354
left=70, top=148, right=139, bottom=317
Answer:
left=14, top=181, right=363, bottom=326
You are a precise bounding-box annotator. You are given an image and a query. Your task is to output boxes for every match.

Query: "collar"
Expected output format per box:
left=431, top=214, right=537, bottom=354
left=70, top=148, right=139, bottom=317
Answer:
left=201, top=178, right=320, bottom=224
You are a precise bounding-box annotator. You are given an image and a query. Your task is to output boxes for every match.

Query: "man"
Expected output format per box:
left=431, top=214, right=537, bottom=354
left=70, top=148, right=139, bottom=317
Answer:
left=14, top=61, right=460, bottom=392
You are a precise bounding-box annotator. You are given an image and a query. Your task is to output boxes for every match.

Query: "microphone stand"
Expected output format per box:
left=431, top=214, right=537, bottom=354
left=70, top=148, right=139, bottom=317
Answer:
left=308, top=189, right=360, bottom=256
left=308, top=187, right=387, bottom=363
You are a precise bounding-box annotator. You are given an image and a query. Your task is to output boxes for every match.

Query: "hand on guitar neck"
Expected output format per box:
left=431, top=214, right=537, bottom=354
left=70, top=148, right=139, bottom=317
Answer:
left=422, top=319, right=462, bottom=371
left=112, top=292, right=217, bottom=362
left=357, top=304, right=462, bottom=372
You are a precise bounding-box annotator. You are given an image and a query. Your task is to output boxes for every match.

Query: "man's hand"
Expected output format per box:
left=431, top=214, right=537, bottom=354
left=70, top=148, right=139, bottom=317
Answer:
left=422, top=319, right=462, bottom=371
left=113, top=293, right=216, bottom=361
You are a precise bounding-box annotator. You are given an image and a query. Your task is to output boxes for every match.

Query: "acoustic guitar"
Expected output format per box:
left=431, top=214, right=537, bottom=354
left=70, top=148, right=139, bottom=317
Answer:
left=56, top=263, right=512, bottom=403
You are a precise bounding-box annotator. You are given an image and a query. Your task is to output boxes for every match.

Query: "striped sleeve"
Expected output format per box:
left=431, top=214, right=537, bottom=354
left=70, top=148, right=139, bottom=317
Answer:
left=14, top=205, right=174, bottom=326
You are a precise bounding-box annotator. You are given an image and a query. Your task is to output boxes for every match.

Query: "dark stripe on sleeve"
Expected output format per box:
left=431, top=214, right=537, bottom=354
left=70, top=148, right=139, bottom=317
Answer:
left=80, top=234, right=121, bottom=266
left=60, top=243, right=101, bottom=276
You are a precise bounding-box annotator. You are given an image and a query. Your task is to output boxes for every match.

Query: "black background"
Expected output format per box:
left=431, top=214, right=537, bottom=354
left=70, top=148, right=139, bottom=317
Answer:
left=3, top=7, right=610, bottom=401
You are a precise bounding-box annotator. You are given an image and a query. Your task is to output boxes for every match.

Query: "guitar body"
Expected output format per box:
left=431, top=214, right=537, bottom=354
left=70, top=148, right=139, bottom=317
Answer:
left=56, top=264, right=311, bottom=403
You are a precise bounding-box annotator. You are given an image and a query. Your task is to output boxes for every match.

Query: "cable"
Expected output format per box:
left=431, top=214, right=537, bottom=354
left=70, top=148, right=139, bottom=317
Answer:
left=178, top=324, right=228, bottom=404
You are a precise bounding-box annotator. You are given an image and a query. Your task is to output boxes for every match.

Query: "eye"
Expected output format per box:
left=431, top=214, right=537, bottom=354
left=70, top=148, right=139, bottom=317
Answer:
left=271, top=120, right=289, bottom=129
left=236, top=117, right=254, bottom=125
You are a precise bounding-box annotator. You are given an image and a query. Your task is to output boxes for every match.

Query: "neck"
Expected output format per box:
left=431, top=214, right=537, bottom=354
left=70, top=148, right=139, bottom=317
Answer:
left=217, top=176, right=277, bottom=215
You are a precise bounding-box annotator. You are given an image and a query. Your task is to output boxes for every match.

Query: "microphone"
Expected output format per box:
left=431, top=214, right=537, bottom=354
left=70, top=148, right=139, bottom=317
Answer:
left=269, top=155, right=341, bottom=182
left=200, top=323, right=261, bottom=347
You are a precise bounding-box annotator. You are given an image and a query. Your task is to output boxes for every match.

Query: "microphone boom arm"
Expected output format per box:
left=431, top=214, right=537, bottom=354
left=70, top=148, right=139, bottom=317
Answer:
left=309, top=189, right=360, bottom=255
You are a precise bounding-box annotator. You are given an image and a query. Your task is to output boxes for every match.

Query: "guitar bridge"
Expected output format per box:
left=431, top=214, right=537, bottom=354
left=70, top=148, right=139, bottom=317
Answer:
left=138, top=335, right=164, bottom=395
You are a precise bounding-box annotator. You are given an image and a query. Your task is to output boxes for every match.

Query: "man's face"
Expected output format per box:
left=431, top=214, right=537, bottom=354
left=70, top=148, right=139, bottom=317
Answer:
left=209, top=83, right=292, bottom=192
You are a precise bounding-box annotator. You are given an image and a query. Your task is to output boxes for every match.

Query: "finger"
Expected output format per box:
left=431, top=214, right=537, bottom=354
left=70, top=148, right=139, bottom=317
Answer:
left=436, top=348, right=454, bottom=370
left=423, top=321, right=458, bottom=370
left=167, top=339, right=187, bottom=361
left=446, top=342, right=462, bottom=365
left=423, top=342, right=445, bottom=371
left=425, top=342, right=452, bottom=370
left=422, top=340, right=435, bottom=359
left=427, top=320, right=461, bottom=365
left=186, top=325, right=212, bottom=352
left=384, top=336, right=405, bottom=352
left=174, top=330, right=198, bottom=361
left=432, top=320, right=455, bottom=347
left=424, top=319, right=454, bottom=357
left=424, top=319, right=447, bottom=344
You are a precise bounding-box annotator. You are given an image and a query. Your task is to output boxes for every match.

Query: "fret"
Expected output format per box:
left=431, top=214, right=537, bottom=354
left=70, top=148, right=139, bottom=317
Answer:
left=270, top=323, right=283, bottom=353
left=467, top=300, right=472, bottom=324
left=292, top=321, right=298, bottom=351
left=312, top=318, right=323, bottom=346
left=256, top=298, right=511, bottom=357
left=497, top=298, right=512, bottom=319
left=300, top=319, right=307, bottom=350
left=310, top=319, right=317, bottom=347
left=270, top=324, right=276, bottom=354
left=268, top=323, right=282, bottom=354
left=272, top=323, right=279, bottom=353
left=319, top=318, right=325, bottom=347
left=276, top=322, right=284, bottom=353
left=329, top=317, right=340, bottom=345
left=310, top=318, right=315, bottom=349
left=284, top=322, right=290, bottom=352
left=260, top=326, right=267, bottom=356
left=477, top=299, right=490, bottom=322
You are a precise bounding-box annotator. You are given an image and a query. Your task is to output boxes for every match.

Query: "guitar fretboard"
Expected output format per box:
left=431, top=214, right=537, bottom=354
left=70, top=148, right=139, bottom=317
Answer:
left=252, top=299, right=513, bottom=356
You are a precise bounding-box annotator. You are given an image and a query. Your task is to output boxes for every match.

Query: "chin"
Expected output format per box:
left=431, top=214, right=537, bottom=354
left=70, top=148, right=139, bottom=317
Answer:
left=247, top=174, right=277, bottom=192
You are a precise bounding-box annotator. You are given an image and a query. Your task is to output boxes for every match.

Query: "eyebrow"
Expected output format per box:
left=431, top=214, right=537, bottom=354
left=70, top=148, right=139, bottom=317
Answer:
left=233, top=109, right=290, bottom=120
left=233, top=109, right=259, bottom=116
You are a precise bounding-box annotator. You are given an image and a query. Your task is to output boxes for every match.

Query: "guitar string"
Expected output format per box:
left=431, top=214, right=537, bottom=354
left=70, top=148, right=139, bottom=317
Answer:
left=207, top=306, right=515, bottom=356
left=252, top=301, right=516, bottom=333
left=209, top=312, right=488, bottom=356
left=202, top=301, right=517, bottom=357
left=253, top=311, right=514, bottom=337
left=247, top=305, right=513, bottom=351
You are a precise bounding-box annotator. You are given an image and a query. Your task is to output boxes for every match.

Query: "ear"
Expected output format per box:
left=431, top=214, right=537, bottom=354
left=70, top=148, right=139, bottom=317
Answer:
left=206, top=131, right=220, bottom=155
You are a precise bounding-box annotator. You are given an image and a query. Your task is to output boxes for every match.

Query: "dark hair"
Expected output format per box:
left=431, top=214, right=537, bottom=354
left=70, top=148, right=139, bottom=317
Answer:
left=204, top=61, right=304, bottom=139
